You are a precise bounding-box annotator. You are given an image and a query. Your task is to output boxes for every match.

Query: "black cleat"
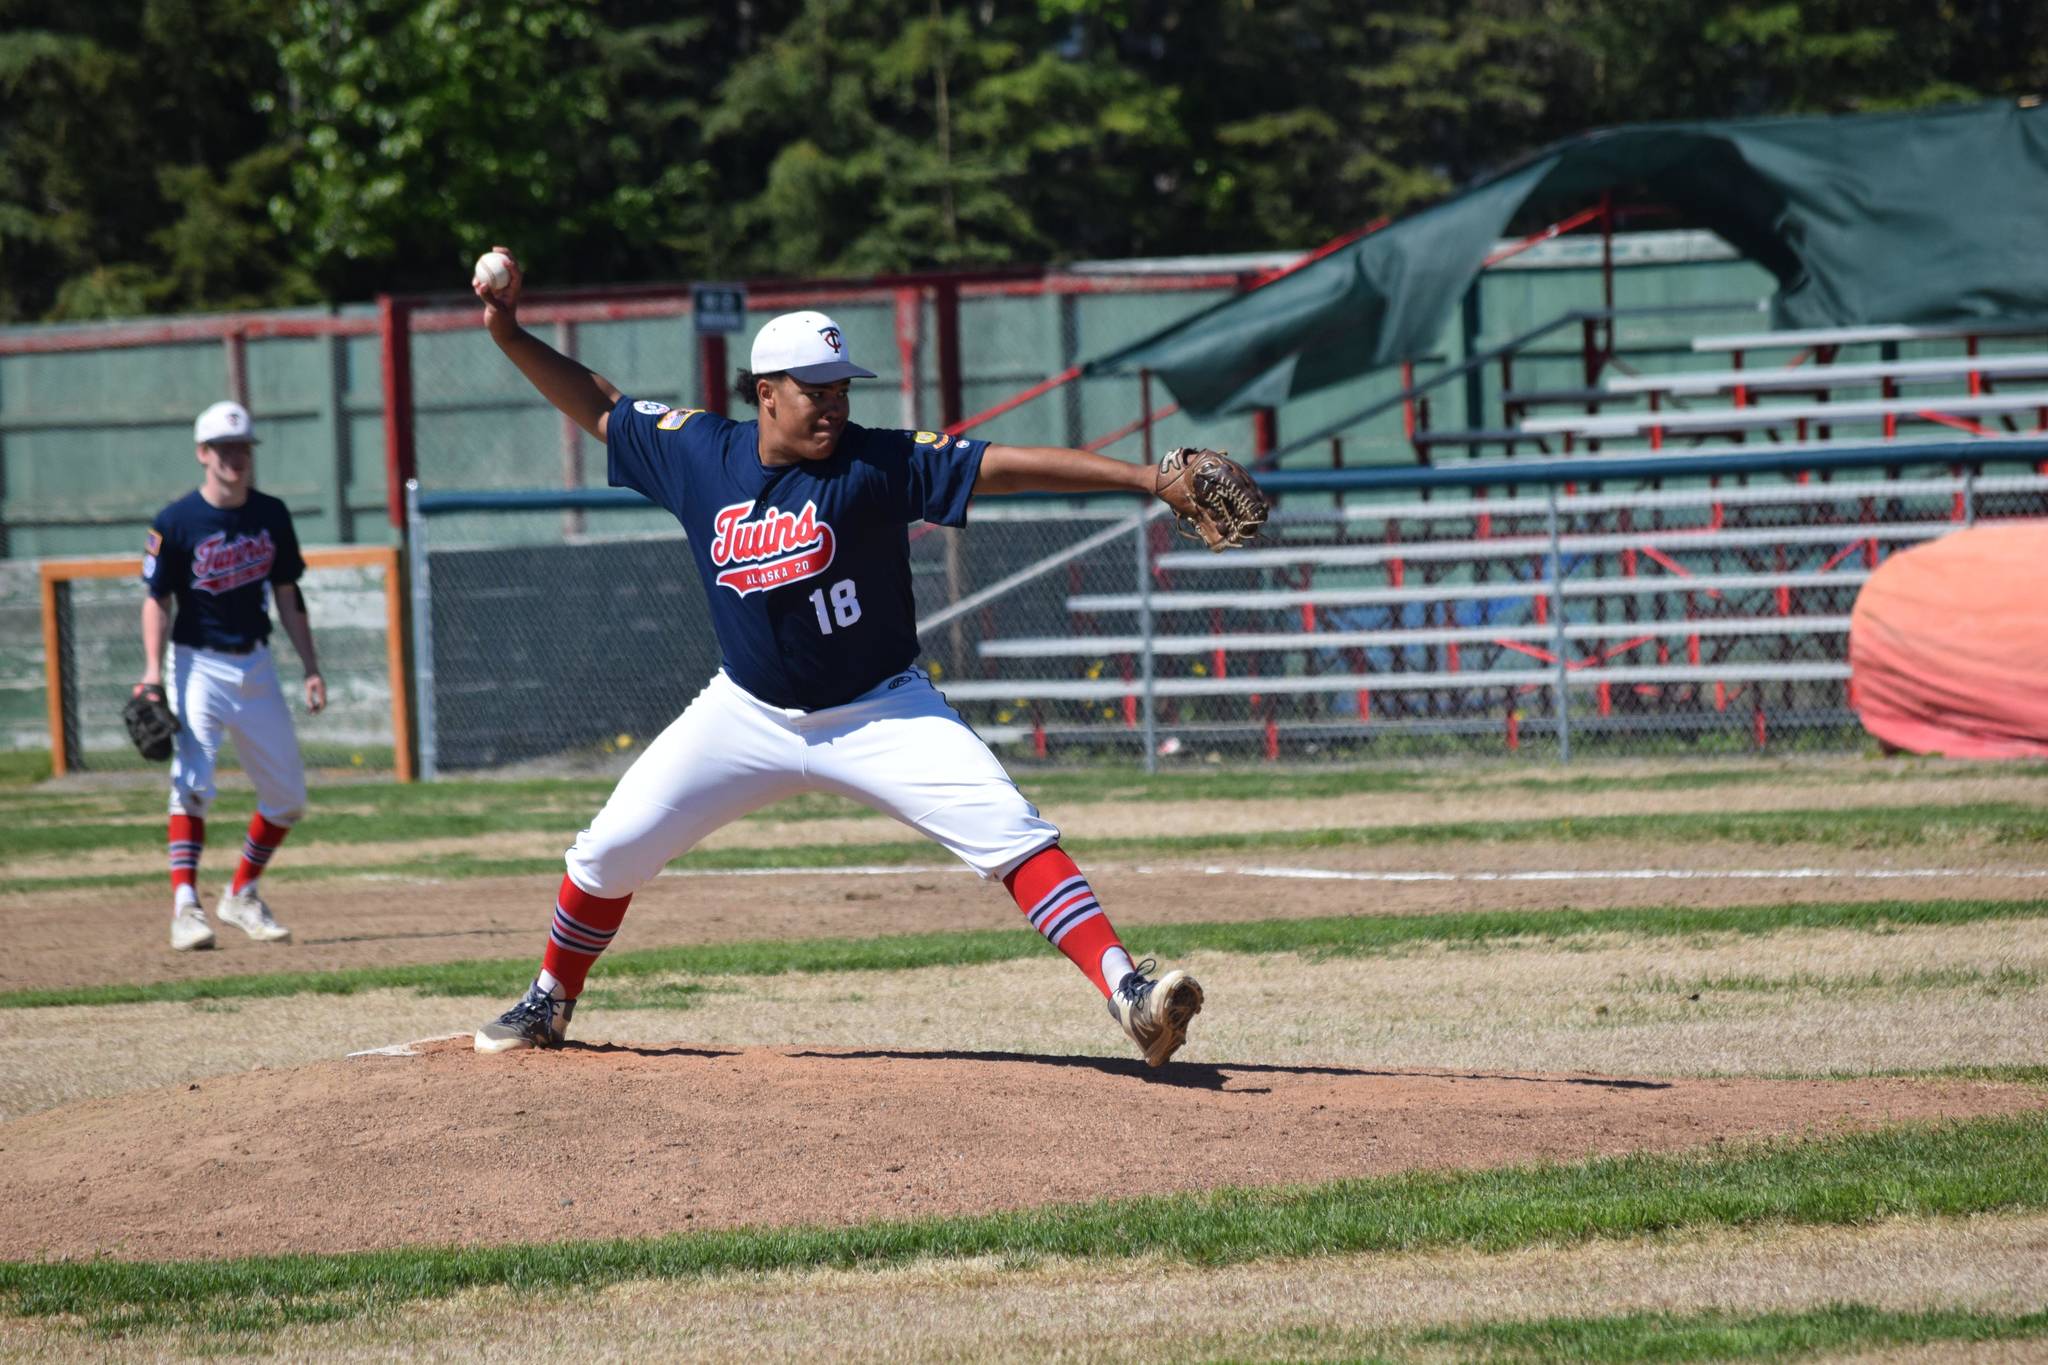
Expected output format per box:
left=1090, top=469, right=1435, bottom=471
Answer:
left=474, top=980, right=575, bottom=1054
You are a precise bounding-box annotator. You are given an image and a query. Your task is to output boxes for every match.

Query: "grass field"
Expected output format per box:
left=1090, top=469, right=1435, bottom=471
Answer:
left=2, top=754, right=2045, bottom=1360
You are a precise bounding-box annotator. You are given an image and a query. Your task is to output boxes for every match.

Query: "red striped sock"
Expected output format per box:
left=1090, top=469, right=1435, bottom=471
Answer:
left=231, top=814, right=292, bottom=893
left=168, top=815, right=204, bottom=897
left=540, top=876, right=633, bottom=999
left=1004, top=845, right=1125, bottom=997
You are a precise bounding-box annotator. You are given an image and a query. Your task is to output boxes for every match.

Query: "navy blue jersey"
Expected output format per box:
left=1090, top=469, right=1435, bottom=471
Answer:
left=606, top=397, right=987, bottom=710
left=142, top=490, right=306, bottom=650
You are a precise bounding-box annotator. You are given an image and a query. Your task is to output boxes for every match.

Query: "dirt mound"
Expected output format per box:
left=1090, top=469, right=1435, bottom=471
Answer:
left=5, top=1039, right=2040, bottom=1263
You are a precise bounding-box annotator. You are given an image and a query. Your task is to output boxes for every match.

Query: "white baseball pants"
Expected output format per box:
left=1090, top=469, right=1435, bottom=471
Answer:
left=565, top=668, right=1058, bottom=896
left=166, top=643, right=307, bottom=824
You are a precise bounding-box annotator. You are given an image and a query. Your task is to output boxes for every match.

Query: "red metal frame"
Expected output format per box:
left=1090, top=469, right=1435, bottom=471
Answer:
left=378, top=296, right=415, bottom=529
left=697, top=332, right=729, bottom=417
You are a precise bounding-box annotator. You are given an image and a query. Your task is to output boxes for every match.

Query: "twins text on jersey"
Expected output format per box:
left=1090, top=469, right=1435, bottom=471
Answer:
left=709, top=500, right=835, bottom=595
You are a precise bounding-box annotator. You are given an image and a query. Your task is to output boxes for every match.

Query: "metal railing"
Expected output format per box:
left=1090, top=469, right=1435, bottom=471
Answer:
left=403, top=439, right=2047, bottom=774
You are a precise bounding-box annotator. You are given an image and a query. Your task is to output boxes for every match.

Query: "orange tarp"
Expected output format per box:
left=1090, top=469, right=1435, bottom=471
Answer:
left=1848, top=522, right=2048, bottom=758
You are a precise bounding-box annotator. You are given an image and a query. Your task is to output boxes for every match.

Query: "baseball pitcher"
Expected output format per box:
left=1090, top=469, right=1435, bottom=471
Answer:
left=470, top=248, right=1266, bottom=1066
left=137, top=400, right=323, bottom=951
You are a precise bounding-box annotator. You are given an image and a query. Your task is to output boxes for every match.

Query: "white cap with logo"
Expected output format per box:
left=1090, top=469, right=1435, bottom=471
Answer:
left=194, top=400, right=260, bottom=446
left=749, top=311, right=878, bottom=383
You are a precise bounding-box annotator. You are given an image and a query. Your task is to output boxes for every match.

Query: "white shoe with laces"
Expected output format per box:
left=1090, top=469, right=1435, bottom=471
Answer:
left=217, top=888, right=292, bottom=943
left=1107, top=959, right=1204, bottom=1067
left=170, top=906, right=215, bottom=952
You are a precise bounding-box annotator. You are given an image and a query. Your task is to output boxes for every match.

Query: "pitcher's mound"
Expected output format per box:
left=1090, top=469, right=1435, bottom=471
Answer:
left=4, top=1037, right=2039, bottom=1262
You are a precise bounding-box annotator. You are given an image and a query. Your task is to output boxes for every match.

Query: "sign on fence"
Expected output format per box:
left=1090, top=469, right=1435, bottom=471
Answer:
left=691, top=283, right=748, bottom=334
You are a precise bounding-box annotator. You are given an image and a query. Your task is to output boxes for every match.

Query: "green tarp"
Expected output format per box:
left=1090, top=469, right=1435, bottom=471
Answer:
left=1089, top=101, right=2048, bottom=419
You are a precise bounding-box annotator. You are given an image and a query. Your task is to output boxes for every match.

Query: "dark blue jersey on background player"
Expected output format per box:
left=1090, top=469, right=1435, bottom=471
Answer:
left=138, top=401, right=324, bottom=952
left=467, top=244, right=1265, bottom=1066
left=144, top=484, right=306, bottom=653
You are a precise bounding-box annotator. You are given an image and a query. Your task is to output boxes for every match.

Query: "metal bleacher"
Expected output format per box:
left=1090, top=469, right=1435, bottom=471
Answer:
left=1482, top=317, right=2048, bottom=453
left=930, top=314, right=2048, bottom=763
left=1520, top=390, right=2048, bottom=443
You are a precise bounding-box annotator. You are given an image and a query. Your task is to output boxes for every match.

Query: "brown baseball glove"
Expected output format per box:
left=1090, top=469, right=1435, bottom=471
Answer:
left=1155, top=447, right=1270, bottom=551
left=123, top=684, right=180, bottom=762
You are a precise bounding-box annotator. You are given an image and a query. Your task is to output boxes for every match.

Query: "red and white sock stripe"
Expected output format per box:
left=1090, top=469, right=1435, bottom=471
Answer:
left=548, top=904, right=620, bottom=957
left=1003, top=845, right=1127, bottom=998
left=540, top=876, right=634, bottom=998
left=231, top=815, right=292, bottom=893
left=168, top=815, right=204, bottom=891
left=1023, top=874, right=1104, bottom=948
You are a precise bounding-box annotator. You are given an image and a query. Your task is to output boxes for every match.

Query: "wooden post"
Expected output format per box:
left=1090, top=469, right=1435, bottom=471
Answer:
left=40, top=567, right=69, bottom=777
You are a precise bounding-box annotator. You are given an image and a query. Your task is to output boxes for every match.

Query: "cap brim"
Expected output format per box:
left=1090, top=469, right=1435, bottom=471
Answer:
left=785, top=360, right=878, bottom=382
left=200, top=435, right=260, bottom=447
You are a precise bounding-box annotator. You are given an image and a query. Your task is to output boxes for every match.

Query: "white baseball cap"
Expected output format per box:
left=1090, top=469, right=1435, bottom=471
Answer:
left=194, top=400, right=259, bottom=446
left=749, top=311, right=877, bottom=383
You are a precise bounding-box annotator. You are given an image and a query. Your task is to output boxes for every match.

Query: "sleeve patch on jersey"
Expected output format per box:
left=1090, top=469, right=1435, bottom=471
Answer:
left=144, top=529, right=163, bottom=555
left=656, top=408, right=702, bottom=431
left=141, top=554, right=158, bottom=579
left=633, top=400, right=672, bottom=415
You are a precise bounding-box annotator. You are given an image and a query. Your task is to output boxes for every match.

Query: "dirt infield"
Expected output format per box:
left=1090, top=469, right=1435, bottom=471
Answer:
left=4, top=1037, right=2039, bottom=1263
left=5, top=762, right=2043, bottom=1285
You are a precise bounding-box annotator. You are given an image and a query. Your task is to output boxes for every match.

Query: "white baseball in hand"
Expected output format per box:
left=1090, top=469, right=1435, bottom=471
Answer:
left=473, top=250, right=514, bottom=293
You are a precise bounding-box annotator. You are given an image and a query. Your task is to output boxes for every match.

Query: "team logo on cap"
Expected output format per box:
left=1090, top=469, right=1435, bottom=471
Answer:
left=708, top=499, right=837, bottom=596
left=818, top=326, right=843, bottom=353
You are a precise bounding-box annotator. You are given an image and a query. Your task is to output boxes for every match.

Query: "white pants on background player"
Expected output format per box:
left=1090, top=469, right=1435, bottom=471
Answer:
left=167, top=643, right=307, bottom=824
left=568, top=668, right=1057, bottom=895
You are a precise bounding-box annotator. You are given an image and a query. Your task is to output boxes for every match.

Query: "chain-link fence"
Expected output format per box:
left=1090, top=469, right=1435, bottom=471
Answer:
left=39, top=553, right=403, bottom=774
left=396, top=274, right=1251, bottom=552
left=409, top=443, right=2048, bottom=773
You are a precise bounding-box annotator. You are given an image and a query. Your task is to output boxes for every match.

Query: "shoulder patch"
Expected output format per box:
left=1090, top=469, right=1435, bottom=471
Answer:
left=913, top=430, right=954, bottom=450
left=633, top=400, right=672, bottom=416
left=144, top=529, right=163, bottom=555
left=656, top=408, right=703, bottom=431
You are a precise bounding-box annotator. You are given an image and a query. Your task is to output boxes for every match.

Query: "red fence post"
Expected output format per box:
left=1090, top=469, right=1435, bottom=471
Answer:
left=895, top=287, right=922, bottom=428
left=378, top=295, right=415, bottom=530
left=936, top=280, right=963, bottom=428
left=699, top=332, right=729, bottom=416
left=223, top=329, right=249, bottom=408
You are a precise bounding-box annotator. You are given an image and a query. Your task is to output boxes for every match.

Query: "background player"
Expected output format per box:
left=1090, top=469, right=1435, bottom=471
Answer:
left=139, top=400, right=324, bottom=951
left=468, top=247, right=1260, bottom=1066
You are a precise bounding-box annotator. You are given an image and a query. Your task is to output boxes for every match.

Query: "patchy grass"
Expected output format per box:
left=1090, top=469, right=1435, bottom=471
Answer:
left=1410, top=1303, right=2048, bottom=1362
left=9, top=801, right=2048, bottom=894
left=8, top=896, right=2047, bottom=1011
left=1641, top=965, right=2046, bottom=997
left=0, top=750, right=51, bottom=787
left=2, top=1112, right=2043, bottom=1338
